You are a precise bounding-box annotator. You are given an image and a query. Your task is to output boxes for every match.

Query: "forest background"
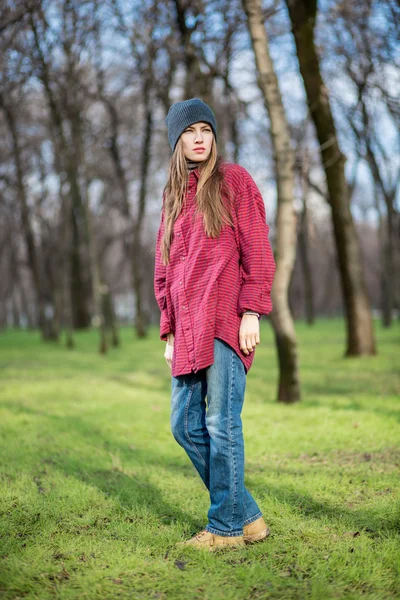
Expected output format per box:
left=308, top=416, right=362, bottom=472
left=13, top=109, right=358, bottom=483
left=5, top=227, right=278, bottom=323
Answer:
left=1, top=0, right=398, bottom=355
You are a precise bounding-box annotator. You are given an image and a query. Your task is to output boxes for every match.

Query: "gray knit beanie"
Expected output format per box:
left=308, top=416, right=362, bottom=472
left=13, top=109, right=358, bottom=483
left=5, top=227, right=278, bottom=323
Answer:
left=165, top=98, right=217, bottom=152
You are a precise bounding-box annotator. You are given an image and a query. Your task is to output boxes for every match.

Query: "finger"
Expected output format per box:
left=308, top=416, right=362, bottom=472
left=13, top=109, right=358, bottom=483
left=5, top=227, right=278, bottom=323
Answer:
left=248, top=336, right=257, bottom=352
left=239, top=336, right=249, bottom=355
left=245, top=337, right=254, bottom=352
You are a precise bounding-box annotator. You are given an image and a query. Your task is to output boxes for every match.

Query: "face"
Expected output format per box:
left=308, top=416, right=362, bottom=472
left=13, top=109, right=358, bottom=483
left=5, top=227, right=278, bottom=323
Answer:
left=180, top=121, right=214, bottom=162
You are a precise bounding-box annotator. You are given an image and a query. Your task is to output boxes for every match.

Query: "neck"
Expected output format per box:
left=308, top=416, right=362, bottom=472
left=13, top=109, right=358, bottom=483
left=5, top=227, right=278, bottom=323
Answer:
left=185, top=158, right=201, bottom=171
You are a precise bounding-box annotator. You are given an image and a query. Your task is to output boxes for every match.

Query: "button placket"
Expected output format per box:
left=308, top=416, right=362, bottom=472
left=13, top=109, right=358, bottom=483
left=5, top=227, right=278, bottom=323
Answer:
left=173, top=182, right=199, bottom=371
left=178, top=225, right=195, bottom=367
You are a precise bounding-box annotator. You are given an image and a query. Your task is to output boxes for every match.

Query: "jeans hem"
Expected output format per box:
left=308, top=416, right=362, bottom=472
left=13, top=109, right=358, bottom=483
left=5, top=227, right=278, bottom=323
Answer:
left=243, top=511, right=263, bottom=526
left=205, top=525, right=243, bottom=537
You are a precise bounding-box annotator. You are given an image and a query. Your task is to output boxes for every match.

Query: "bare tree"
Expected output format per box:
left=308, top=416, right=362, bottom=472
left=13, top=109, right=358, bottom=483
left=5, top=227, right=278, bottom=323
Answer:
left=173, top=0, right=216, bottom=103
left=285, top=0, right=376, bottom=356
left=109, top=0, right=170, bottom=337
left=326, top=0, right=400, bottom=326
left=242, top=0, right=299, bottom=403
left=0, top=89, right=51, bottom=338
left=0, top=0, right=391, bottom=358
left=28, top=4, right=92, bottom=330
left=296, top=138, right=315, bottom=325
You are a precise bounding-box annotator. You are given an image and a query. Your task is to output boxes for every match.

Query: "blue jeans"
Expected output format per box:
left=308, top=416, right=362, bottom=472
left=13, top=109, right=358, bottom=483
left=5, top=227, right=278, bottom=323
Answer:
left=170, top=337, right=263, bottom=537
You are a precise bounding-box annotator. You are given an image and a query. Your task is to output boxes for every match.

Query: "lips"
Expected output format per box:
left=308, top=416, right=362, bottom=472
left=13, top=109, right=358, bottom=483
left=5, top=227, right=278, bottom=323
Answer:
left=193, top=148, right=205, bottom=152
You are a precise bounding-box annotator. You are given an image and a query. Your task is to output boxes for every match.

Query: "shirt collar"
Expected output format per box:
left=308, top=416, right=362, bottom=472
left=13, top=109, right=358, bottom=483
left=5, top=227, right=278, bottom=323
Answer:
left=186, top=161, right=201, bottom=179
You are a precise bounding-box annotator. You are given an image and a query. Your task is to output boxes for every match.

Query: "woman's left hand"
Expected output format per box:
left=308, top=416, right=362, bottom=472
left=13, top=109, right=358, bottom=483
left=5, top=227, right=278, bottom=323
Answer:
left=239, top=314, right=260, bottom=356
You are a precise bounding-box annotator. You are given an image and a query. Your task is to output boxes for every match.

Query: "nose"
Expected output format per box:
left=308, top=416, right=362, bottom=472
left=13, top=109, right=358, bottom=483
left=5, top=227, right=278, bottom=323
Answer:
left=194, top=130, right=203, bottom=142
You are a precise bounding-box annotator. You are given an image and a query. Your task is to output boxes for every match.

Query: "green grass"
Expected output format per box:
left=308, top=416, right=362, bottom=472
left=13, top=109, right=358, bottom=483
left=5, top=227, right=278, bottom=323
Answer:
left=0, top=319, right=399, bottom=600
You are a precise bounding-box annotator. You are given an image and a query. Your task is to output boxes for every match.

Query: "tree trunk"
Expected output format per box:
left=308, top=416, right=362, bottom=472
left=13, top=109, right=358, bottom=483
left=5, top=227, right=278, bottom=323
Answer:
left=19, top=279, right=34, bottom=330
left=59, top=184, right=75, bottom=349
left=70, top=210, right=90, bottom=329
left=242, top=0, right=300, bottom=403
left=350, top=90, right=398, bottom=328
left=223, top=76, right=240, bottom=164
left=365, top=147, right=397, bottom=328
left=30, top=14, right=91, bottom=331
left=11, top=293, right=20, bottom=328
left=0, top=94, right=47, bottom=336
left=372, top=183, right=391, bottom=330
left=380, top=209, right=395, bottom=328
left=132, top=80, right=153, bottom=338
left=102, top=285, right=120, bottom=348
left=298, top=147, right=314, bottom=324
left=286, top=0, right=376, bottom=356
left=84, top=198, right=107, bottom=354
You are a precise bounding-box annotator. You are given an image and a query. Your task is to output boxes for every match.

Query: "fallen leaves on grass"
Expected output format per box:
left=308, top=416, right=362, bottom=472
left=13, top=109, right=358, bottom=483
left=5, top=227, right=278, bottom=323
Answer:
left=52, top=552, right=66, bottom=560
left=343, top=531, right=360, bottom=538
left=174, top=559, right=187, bottom=571
left=33, top=475, right=45, bottom=494
left=279, top=569, right=292, bottom=577
left=124, top=516, right=138, bottom=523
left=48, top=563, right=70, bottom=582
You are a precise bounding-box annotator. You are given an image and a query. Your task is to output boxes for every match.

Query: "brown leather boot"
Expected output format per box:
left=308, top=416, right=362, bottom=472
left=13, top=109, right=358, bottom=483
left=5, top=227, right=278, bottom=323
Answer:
left=175, top=529, right=246, bottom=552
left=243, top=517, right=270, bottom=544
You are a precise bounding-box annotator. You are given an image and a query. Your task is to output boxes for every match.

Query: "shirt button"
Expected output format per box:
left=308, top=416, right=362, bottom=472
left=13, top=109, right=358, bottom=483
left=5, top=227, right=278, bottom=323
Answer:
left=179, top=281, right=182, bottom=285
left=181, top=256, right=186, bottom=261
left=177, top=233, right=181, bottom=237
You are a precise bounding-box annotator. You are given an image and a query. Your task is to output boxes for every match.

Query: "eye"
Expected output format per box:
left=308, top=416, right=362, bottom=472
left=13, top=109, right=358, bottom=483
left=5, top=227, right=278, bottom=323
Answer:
left=184, top=127, right=211, bottom=133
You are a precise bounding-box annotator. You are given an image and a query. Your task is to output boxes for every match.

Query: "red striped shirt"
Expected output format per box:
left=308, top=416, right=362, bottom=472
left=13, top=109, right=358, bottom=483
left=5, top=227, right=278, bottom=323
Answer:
left=154, top=161, right=276, bottom=377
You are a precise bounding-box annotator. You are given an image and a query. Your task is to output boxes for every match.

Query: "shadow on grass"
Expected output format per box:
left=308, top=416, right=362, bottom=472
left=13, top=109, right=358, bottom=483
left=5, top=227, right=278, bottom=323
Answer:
left=59, top=458, right=203, bottom=533
left=1, top=401, right=205, bottom=533
left=300, top=396, right=400, bottom=422
left=2, top=401, right=399, bottom=540
left=248, top=479, right=400, bottom=537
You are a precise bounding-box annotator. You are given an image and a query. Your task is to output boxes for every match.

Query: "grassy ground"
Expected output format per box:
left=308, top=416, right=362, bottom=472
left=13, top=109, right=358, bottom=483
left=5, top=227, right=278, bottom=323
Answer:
left=0, top=319, right=399, bottom=600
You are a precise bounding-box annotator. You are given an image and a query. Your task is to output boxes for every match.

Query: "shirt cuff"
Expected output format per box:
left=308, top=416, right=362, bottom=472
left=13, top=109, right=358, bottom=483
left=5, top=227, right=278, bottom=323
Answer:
left=238, top=285, right=273, bottom=317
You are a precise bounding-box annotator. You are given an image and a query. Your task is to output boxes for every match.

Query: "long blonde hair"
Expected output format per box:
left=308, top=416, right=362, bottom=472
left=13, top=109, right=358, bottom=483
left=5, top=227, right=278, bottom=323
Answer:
left=160, top=136, right=234, bottom=265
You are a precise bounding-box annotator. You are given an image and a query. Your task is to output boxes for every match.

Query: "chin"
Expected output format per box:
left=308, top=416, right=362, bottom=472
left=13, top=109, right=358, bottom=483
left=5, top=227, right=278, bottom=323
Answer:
left=190, top=154, right=208, bottom=162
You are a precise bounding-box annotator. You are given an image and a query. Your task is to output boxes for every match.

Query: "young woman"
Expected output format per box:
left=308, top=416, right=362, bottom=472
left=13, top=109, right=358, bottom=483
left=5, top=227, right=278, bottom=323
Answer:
left=154, top=98, right=276, bottom=552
